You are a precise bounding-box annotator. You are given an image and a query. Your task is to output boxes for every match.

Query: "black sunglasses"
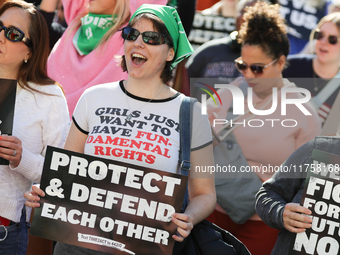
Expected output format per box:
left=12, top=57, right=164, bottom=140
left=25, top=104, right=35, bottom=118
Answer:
left=314, top=29, right=340, bottom=45
left=0, top=24, right=32, bottom=47
left=234, top=58, right=278, bottom=75
left=121, top=27, right=171, bottom=46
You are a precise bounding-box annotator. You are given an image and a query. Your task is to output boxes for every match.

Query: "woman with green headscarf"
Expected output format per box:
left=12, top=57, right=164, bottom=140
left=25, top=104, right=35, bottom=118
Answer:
left=24, top=4, right=216, bottom=255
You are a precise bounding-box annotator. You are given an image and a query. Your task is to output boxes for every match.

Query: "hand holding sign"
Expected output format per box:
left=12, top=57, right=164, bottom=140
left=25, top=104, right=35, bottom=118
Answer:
left=24, top=184, right=44, bottom=208
left=171, top=213, right=194, bottom=242
left=283, top=202, right=313, bottom=233
left=26, top=146, right=188, bottom=254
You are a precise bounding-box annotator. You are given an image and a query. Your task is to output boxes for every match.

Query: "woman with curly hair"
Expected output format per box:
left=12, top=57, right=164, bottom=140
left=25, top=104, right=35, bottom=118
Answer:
left=206, top=2, right=321, bottom=255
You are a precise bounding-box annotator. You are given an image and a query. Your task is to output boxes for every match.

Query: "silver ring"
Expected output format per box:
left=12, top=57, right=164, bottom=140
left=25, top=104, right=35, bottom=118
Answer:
left=13, top=150, right=16, bottom=157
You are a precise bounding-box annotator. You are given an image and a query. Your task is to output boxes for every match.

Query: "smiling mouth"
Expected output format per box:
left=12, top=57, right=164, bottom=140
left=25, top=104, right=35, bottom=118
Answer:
left=132, top=53, right=147, bottom=65
left=319, top=48, right=328, bottom=53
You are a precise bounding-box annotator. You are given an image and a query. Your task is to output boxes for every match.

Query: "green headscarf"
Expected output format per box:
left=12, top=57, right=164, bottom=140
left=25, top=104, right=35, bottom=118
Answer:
left=73, top=13, right=116, bottom=55
left=129, top=4, right=194, bottom=68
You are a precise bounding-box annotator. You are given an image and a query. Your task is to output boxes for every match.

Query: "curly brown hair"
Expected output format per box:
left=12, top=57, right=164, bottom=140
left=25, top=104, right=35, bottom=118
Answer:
left=238, top=2, right=289, bottom=59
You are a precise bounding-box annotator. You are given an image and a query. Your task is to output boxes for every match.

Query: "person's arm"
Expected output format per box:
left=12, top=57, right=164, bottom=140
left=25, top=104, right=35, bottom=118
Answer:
left=24, top=121, right=87, bottom=207
left=61, top=0, right=87, bottom=25
left=171, top=144, right=216, bottom=242
left=39, top=0, right=67, bottom=49
left=255, top=139, right=315, bottom=232
left=40, top=0, right=59, bottom=12
left=6, top=86, right=69, bottom=184
left=63, top=121, right=87, bottom=153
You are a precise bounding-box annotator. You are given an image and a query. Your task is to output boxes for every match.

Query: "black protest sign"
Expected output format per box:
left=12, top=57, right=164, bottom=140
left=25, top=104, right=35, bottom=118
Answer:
left=290, top=149, right=340, bottom=255
left=279, top=0, right=326, bottom=40
left=0, top=79, right=17, bottom=165
left=30, top=146, right=188, bottom=255
left=188, top=12, right=235, bottom=49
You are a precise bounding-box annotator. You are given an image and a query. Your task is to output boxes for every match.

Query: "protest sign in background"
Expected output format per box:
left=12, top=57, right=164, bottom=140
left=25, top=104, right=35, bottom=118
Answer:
left=0, top=79, right=17, bottom=165
left=290, top=149, right=340, bottom=255
left=188, top=12, right=235, bottom=49
left=278, top=0, right=326, bottom=40
left=30, top=146, right=188, bottom=255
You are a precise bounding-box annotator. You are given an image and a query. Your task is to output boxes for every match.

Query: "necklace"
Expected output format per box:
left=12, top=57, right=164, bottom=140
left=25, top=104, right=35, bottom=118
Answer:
left=124, top=83, right=166, bottom=121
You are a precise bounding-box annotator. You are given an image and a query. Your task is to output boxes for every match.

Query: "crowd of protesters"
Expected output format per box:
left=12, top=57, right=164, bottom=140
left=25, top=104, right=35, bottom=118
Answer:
left=0, top=0, right=340, bottom=254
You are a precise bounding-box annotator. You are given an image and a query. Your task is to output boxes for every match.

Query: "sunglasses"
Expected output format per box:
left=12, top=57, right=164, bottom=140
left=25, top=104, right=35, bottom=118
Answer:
left=234, top=58, right=278, bottom=75
left=121, top=27, right=171, bottom=46
left=0, top=24, right=32, bottom=47
left=314, top=30, right=340, bottom=45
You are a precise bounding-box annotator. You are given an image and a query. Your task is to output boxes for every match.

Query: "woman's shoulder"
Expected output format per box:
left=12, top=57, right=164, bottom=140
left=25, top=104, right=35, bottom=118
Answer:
left=27, top=82, right=65, bottom=97
left=76, top=81, right=122, bottom=105
left=282, top=79, right=309, bottom=99
left=19, top=82, right=69, bottom=116
left=283, top=54, right=314, bottom=78
left=313, top=136, right=340, bottom=154
left=83, top=81, right=121, bottom=94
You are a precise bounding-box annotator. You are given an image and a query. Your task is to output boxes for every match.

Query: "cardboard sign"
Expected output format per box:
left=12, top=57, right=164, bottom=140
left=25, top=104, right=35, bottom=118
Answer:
left=279, top=0, right=326, bottom=40
left=188, top=12, right=236, bottom=49
left=30, top=146, right=188, bottom=255
left=290, top=149, right=340, bottom=255
left=0, top=79, right=17, bottom=165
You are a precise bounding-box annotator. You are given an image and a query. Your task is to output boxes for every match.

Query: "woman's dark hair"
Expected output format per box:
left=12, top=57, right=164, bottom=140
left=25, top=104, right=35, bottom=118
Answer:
left=238, top=2, right=290, bottom=59
left=121, top=13, right=174, bottom=84
left=0, top=0, right=58, bottom=92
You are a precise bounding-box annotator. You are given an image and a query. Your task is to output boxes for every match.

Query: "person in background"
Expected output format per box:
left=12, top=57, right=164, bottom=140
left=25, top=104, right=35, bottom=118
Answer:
left=167, top=0, right=196, bottom=35
left=55, top=0, right=66, bottom=26
left=329, top=0, right=340, bottom=13
left=0, top=1, right=69, bottom=254
left=188, top=0, right=238, bottom=50
left=185, top=0, right=263, bottom=89
left=206, top=2, right=321, bottom=255
left=283, top=12, right=340, bottom=125
left=255, top=135, right=340, bottom=255
left=39, top=0, right=194, bottom=53
left=299, top=0, right=340, bottom=55
left=24, top=4, right=216, bottom=255
left=38, top=0, right=67, bottom=50
left=178, top=0, right=243, bottom=96
left=201, top=0, right=238, bottom=17
left=45, top=0, right=166, bottom=117
left=279, top=0, right=328, bottom=54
